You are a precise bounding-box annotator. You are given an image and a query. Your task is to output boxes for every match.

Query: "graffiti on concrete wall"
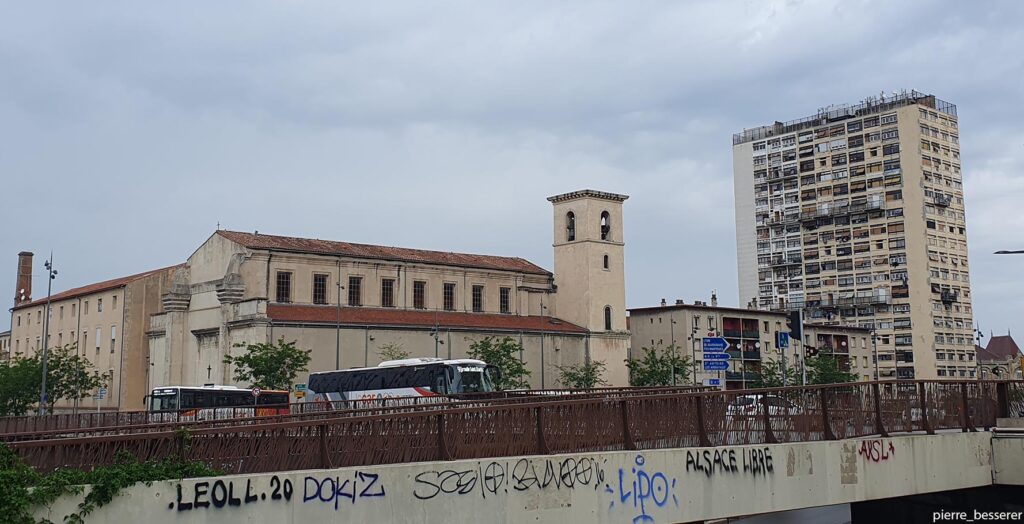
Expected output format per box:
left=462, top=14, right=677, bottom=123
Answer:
left=166, top=452, right=686, bottom=522
left=303, top=471, right=386, bottom=510
left=412, top=456, right=607, bottom=500
left=170, top=472, right=386, bottom=513
left=606, top=454, right=679, bottom=524
left=413, top=454, right=679, bottom=524
left=684, top=447, right=774, bottom=477
left=858, top=439, right=895, bottom=463
left=171, top=475, right=295, bottom=512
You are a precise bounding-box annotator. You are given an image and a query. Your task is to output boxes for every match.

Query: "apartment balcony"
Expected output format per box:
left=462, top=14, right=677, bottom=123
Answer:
left=799, top=200, right=884, bottom=222
left=805, top=293, right=891, bottom=308
left=932, top=194, right=952, bottom=207
left=725, top=372, right=760, bottom=382
left=771, top=255, right=803, bottom=266
left=941, top=290, right=959, bottom=304
left=727, top=350, right=762, bottom=360
left=768, top=214, right=800, bottom=226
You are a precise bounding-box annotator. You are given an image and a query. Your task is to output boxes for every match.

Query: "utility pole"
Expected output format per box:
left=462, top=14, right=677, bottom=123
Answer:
left=799, top=309, right=807, bottom=386
left=871, top=330, right=879, bottom=381
left=335, top=280, right=344, bottom=370
left=38, top=254, right=57, bottom=416
left=669, top=316, right=677, bottom=386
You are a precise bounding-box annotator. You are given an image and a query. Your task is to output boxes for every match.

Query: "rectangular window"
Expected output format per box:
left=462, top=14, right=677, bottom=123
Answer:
left=472, top=285, right=484, bottom=313
left=71, top=303, right=76, bottom=317
left=275, top=272, right=292, bottom=303
left=443, top=283, right=456, bottom=311
left=313, top=274, right=329, bottom=305
left=348, top=276, right=362, bottom=306
left=110, top=326, right=117, bottom=353
left=95, top=328, right=101, bottom=350
left=413, top=281, right=427, bottom=310
left=82, top=332, right=87, bottom=353
left=97, top=298, right=103, bottom=313
left=112, top=295, right=117, bottom=309
left=59, top=306, right=64, bottom=320
left=500, top=287, right=511, bottom=314
left=381, top=278, right=395, bottom=308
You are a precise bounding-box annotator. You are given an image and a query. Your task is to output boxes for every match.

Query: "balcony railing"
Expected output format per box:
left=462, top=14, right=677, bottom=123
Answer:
left=932, top=194, right=952, bottom=207
left=804, top=293, right=892, bottom=308
left=799, top=200, right=885, bottom=222
left=941, top=290, right=959, bottom=304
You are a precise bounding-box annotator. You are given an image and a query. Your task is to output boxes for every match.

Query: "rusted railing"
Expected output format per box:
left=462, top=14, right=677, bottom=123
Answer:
left=0, top=385, right=711, bottom=441
left=6, top=380, right=1020, bottom=475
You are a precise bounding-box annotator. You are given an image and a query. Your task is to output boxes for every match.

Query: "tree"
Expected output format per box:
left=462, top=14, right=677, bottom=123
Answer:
left=556, top=360, right=609, bottom=389
left=45, top=344, right=109, bottom=409
left=0, top=355, right=41, bottom=417
left=224, top=338, right=312, bottom=390
left=377, top=342, right=409, bottom=362
left=805, top=352, right=858, bottom=385
left=467, top=336, right=530, bottom=390
left=750, top=359, right=799, bottom=388
left=0, top=344, right=110, bottom=415
left=625, top=345, right=692, bottom=387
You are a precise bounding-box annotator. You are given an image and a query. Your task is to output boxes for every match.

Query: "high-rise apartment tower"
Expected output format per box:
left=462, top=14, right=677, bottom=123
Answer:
left=732, top=91, right=974, bottom=380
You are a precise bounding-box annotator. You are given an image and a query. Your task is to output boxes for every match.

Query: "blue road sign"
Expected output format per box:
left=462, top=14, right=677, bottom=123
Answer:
left=703, top=352, right=730, bottom=361
left=703, top=378, right=721, bottom=387
left=702, top=337, right=729, bottom=352
left=777, top=332, right=790, bottom=349
left=703, top=360, right=729, bottom=371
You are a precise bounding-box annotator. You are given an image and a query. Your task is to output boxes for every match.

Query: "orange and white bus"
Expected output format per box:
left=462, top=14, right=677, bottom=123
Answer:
left=146, top=385, right=290, bottom=421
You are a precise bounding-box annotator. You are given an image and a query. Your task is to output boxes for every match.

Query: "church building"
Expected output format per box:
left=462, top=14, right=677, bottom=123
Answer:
left=144, top=190, right=631, bottom=400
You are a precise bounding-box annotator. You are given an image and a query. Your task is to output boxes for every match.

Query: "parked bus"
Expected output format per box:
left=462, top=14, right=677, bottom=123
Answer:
left=146, top=385, right=290, bottom=421
left=307, top=358, right=501, bottom=406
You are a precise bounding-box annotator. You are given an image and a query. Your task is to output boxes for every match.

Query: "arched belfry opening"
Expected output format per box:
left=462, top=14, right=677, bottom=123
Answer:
left=600, top=211, right=611, bottom=241
left=566, top=212, right=576, bottom=242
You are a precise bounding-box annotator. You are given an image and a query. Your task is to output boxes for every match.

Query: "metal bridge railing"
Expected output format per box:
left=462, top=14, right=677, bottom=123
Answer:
left=5, top=380, right=1020, bottom=475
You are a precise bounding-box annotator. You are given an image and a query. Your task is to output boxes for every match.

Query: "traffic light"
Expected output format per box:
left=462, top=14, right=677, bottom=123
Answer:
left=786, top=310, right=802, bottom=339
left=805, top=345, right=819, bottom=358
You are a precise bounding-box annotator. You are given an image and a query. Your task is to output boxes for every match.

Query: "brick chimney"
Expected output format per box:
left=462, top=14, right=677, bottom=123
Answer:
left=15, top=251, right=32, bottom=306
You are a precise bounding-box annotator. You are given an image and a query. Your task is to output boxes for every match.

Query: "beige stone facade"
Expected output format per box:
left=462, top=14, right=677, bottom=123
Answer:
left=0, top=330, right=10, bottom=360
left=7, top=261, right=179, bottom=411
left=733, top=91, right=974, bottom=380
left=146, top=190, right=632, bottom=393
left=628, top=300, right=872, bottom=389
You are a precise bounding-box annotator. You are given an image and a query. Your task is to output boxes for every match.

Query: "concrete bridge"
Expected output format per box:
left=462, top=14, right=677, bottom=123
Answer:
left=33, top=421, right=1024, bottom=523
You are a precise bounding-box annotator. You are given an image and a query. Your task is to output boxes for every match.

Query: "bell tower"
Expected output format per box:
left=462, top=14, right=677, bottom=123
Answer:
left=547, top=190, right=628, bottom=332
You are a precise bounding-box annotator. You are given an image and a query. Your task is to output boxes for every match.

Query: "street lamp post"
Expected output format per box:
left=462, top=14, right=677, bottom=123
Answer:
left=669, top=317, right=677, bottom=386
left=690, top=325, right=699, bottom=386
left=870, top=329, right=879, bottom=381
left=335, top=281, right=345, bottom=370
left=38, top=254, right=57, bottom=416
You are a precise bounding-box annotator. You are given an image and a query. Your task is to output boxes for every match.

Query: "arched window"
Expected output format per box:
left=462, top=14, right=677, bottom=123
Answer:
left=600, top=211, right=611, bottom=240
left=566, top=212, right=576, bottom=242
left=604, top=306, right=612, bottom=331
left=603, top=254, right=609, bottom=270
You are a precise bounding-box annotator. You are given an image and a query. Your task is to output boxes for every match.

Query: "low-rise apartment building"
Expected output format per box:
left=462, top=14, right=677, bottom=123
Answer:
left=629, top=298, right=872, bottom=389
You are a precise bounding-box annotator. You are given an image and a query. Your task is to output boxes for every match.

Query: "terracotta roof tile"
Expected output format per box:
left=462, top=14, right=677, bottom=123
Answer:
left=12, top=264, right=183, bottom=311
left=267, top=304, right=586, bottom=334
left=979, top=335, right=1022, bottom=362
left=217, top=230, right=550, bottom=275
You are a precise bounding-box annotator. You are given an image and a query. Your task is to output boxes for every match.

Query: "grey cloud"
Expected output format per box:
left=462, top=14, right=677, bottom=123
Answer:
left=1, top=0, right=1022, bottom=339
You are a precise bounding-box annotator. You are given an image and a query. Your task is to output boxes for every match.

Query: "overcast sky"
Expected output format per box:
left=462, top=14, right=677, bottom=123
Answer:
left=1, top=0, right=1021, bottom=341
